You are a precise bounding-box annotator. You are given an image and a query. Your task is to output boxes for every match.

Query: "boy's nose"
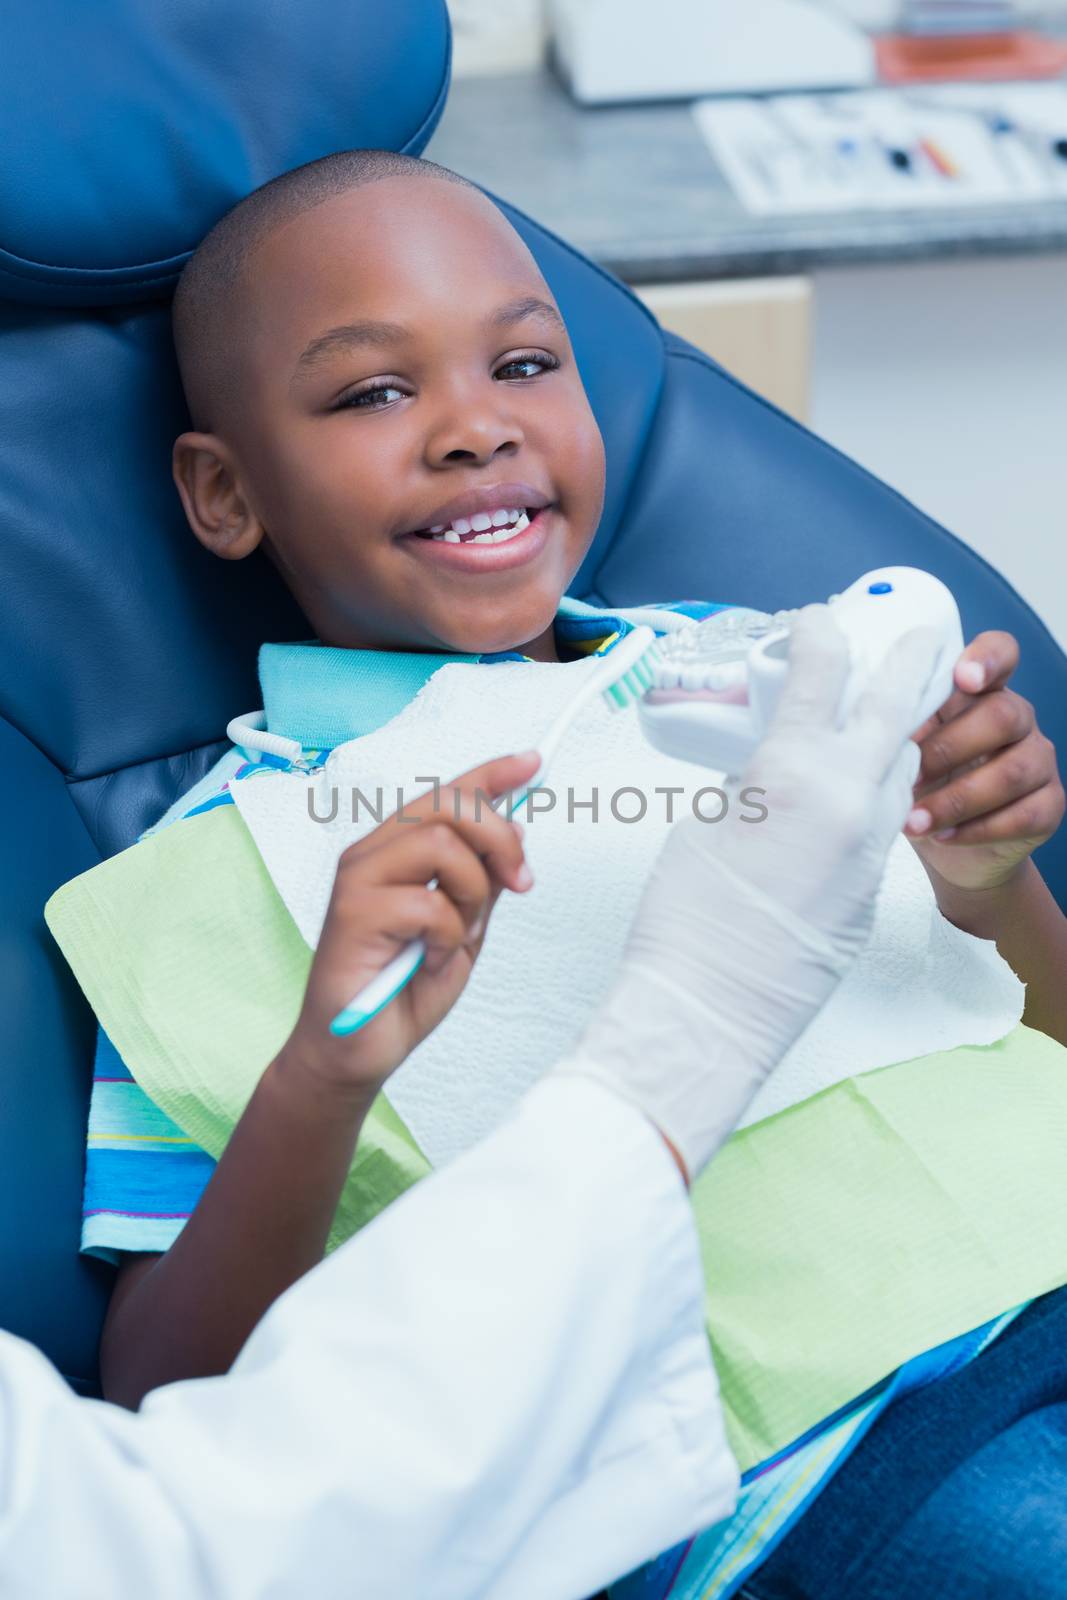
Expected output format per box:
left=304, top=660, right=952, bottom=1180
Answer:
left=424, top=398, right=524, bottom=469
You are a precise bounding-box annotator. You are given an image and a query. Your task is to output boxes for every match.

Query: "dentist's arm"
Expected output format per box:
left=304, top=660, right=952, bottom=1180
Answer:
left=0, top=1075, right=727, bottom=1600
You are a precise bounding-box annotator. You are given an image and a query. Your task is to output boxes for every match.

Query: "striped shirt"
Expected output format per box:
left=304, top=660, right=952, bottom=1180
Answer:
left=82, top=1029, right=218, bottom=1261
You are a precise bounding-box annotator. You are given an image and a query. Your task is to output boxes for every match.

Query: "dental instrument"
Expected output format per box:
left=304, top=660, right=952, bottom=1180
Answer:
left=329, top=625, right=663, bottom=1036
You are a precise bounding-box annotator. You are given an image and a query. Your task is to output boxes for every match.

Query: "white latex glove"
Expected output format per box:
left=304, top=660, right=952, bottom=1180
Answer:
left=553, top=605, right=941, bottom=1180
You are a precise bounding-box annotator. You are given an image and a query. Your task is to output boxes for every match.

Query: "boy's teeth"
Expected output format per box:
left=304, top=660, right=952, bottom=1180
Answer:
left=427, top=508, right=533, bottom=545
left=428, top=512, right=534, bottom=550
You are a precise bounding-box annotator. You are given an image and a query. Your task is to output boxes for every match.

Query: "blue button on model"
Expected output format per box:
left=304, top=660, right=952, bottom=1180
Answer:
left=868, top=581, right=893, bottom=595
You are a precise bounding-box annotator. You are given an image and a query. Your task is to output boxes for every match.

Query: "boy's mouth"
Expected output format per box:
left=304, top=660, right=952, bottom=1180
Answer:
left=401, top=483, right=553, bottom=544
left=402, top=506, right=552, bottom=575
left=399, top=483, right=555, bottom=573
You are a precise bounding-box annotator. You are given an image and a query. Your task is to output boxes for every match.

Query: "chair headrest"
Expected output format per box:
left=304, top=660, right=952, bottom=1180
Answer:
left=1, top=0, right=451, bottom=306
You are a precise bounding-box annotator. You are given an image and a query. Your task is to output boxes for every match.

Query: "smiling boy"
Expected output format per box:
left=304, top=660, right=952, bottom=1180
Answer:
left=172, top=155, right=604, bottom=661
left=50, top=150, right=1067, bottom=1598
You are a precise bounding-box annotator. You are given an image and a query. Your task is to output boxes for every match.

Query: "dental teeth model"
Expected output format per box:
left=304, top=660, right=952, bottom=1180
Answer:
left=639, top=567, right=965, bottom=776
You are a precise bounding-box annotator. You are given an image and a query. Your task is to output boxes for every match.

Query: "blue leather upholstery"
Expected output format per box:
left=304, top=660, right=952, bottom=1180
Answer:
left=3, top=1, right=1065, bottom=1388
left=2, top=1, right=451, bottom=304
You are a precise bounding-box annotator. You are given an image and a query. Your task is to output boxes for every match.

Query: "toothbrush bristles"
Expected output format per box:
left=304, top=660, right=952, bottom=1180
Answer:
left=602, top=638, right=663, bottom=712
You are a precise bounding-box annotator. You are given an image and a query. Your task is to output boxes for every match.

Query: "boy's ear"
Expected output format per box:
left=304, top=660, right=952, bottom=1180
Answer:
left=172, top=433, right=265, bottom=560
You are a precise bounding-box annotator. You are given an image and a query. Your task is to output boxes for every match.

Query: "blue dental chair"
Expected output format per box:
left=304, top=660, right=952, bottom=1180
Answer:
left=3, top=0, right=1065, bottom=1395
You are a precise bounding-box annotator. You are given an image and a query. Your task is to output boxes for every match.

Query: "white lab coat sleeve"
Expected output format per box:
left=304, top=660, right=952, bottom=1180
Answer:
left=0, top=1077, right=738, bottom=1600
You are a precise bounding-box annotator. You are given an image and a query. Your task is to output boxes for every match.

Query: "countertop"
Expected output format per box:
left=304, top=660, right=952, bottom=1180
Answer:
left=425, top=67, right=1067, bottom=282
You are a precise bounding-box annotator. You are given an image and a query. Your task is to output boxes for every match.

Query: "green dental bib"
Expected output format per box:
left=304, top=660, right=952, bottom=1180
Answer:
left=47, top=804, right=1067, bottom=1473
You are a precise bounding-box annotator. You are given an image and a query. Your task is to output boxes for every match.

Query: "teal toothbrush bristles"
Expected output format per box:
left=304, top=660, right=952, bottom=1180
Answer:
left=602, top=639, right=662, bottom=711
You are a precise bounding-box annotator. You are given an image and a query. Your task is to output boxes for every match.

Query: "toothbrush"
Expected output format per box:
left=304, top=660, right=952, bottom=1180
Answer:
left=328, top=626, right=662, bottom=1037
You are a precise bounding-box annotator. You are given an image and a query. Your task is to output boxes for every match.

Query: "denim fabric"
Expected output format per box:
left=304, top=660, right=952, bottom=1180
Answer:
left=741, top=1285, right=1067, bottom=1600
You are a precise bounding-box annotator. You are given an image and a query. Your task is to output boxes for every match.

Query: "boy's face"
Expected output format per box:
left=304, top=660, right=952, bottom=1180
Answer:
left=175, top=177, right=606, bottom=659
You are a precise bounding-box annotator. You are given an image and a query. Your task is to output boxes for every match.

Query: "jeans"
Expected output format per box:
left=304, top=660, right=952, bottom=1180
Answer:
left=741, top=1285, right=1067, bottom=1600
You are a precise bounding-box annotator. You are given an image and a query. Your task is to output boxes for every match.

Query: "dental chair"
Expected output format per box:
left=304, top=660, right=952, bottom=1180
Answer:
left=4, top=0, right=1066, bottom=1395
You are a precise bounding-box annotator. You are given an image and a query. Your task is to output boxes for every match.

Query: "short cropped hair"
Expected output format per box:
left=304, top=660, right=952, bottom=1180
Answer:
left=172, top=149, right=473, bottom=432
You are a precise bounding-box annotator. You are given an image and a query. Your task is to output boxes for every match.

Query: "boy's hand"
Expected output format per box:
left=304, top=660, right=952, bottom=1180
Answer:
left=904, top=631, right=1064, bottom=895
left=279, top=751, right=539, bottom=1103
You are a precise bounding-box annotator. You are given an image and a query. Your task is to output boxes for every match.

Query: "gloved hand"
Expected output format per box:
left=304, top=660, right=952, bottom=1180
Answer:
left=553, top=605, right=941, bottom=1181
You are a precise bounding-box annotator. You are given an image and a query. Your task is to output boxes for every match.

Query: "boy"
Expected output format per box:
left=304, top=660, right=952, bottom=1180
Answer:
left=48, top=150, right=1067, bottom=1597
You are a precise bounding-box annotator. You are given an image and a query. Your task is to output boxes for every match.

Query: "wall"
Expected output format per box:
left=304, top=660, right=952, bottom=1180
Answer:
left=449, top=0, right=546, bottom=76
left=811, top=252, right=1067, bottom=646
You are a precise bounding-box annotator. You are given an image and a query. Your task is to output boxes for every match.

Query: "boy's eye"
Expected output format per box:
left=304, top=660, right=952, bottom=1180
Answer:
left=336, top=382, right=406, bottom=411
left=495, top=352, right=561, bottom=381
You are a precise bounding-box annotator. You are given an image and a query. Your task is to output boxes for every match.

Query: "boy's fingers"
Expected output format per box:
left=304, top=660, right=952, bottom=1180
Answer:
left=442, top=786, right=533, bottom=892
left=450, top=749, right=542, bottom=800
left=314, top=885, right=467, bottom=1006
left=914, top=781, right=1065, bottom=849
left=910, top=696, right=968, bottom=746
left=905, top=733, right=1055, bottom=836
left=398, top=783, right=531, bottom=893
left=338, top=823, right=493, bottom=932
left=365, top=752, right=538, bottom=837
left=417, top=890, right=484, bottom=975
left=382, top=885, right=472, bottom=975
left=910, top=632, right=1021, bottom=743
left=347, top=774, right=532, bottom=893
left=952, top=630, right=1019, bottom=697
left=325, top=882, right=475, bottom=983
left=326, top=882, right=460, bottom=945
left=915, top=691, right=1034, bottom=786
